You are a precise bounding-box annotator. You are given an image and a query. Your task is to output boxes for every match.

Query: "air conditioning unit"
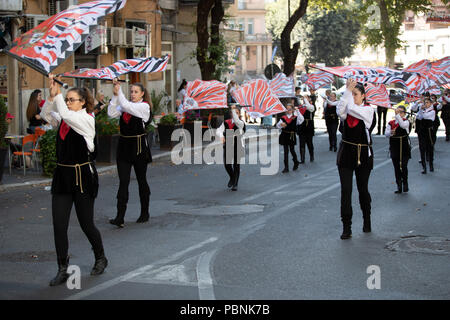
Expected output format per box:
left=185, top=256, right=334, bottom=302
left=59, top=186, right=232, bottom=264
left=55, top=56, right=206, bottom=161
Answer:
left=24, top=15, right=49, bottom=32
left=108, top=27, right=124, bottom=46
left=48, top=0, right=76, bottom=15
left=122, top=28, right=135, bottom=48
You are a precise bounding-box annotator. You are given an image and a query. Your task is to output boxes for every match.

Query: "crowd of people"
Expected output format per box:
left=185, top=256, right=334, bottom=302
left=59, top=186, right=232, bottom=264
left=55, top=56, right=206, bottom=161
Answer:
left=8, top=73, right=449, bottom=286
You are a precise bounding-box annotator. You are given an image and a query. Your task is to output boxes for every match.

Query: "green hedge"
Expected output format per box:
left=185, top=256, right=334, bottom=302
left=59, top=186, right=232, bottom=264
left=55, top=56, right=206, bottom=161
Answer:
left=40, top=129, right=57, bottom=177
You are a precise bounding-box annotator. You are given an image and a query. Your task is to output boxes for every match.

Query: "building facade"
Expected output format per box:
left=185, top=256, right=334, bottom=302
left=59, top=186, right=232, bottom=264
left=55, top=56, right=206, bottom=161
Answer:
left=0, top=0, right=164, bottom=135
left=347, top=0, right=450, bottom=68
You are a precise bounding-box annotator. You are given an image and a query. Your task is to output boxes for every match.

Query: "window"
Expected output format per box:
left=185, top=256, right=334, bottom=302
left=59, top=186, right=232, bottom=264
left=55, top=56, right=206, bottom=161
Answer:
left=442, top=44, right=446, bottom=55
left=238, top=18, right=244, bottom=31
left=427, top=44, right=434, bottom=54
left=238, top=0, right=246, bottom=10
left=416, top=45, right=422, bottom=55
left=247, top=18, right=254, bottom=35
left=404, top=45, right=409, bottom=55
left=227, top=19, right=235, bottom=30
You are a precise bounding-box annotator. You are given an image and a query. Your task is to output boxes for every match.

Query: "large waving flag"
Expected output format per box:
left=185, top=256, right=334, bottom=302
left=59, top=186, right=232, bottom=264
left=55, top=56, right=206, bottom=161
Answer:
left=403, top=57, right=450, bottom=94
left=231, top=79, right=286, bottom=118
left=5, top=0, right=126, bottom=75
left=60, top=55, right=170, bottom=80
left=309, top=64, right=420, bottom=92
left=304, top=71, right=334, bottom=91
left=268, top=73, right=295, bottom=98
left=181, top=80, right=227, bottom=112
left=364, top=83, right=390, bottom=108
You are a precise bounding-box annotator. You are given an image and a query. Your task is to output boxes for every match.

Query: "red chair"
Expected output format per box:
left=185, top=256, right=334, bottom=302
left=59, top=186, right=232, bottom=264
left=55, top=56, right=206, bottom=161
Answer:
left=13, top=134, right=35, bottom=175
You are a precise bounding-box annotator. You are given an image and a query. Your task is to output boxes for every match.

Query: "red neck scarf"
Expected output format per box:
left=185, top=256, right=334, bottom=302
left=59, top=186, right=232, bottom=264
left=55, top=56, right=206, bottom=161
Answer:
left=298, top=106, right=307, bottom=115
left=225, top=119, right=235, bottom=129
left=59, top=120, right=70, bottom=140
left=282, top=114, right=295, bottom=124
left=122, top=101, right=149, bottom=124
left=389, top=119, right=399, bottom=130
left=346, top=104, right=371, bottom=128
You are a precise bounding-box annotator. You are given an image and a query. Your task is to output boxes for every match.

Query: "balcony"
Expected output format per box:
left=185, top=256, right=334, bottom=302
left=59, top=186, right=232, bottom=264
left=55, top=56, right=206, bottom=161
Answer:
left=244, top=33, right=272, bottom=43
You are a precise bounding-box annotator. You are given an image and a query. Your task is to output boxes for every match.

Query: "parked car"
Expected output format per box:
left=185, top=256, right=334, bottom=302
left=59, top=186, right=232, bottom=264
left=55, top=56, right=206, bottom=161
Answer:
left=388, top=88, right=406, bottom=105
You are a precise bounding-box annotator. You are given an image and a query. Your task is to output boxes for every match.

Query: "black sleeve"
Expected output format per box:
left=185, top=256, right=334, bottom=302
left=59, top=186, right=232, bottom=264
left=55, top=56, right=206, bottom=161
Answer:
left=369, top=110, right=377, bottom=133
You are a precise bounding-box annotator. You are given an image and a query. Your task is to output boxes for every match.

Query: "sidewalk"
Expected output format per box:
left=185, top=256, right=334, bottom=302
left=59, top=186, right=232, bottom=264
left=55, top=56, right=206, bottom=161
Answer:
left=0, top=124, right=293, bottom=191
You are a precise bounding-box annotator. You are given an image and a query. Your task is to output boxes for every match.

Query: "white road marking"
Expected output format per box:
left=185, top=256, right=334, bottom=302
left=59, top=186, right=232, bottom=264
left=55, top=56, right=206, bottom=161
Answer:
left=66, top=236, right=218, bottom=300
left=196, top=250, right=217, bottom=300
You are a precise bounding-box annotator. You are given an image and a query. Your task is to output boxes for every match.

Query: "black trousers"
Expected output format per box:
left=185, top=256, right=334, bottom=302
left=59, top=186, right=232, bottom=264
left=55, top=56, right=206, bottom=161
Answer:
left=283, top=144, right=298, bottom=169
left=338, top=166, right=372, bottom=226
left=298, top=133, right=314, bottom=159
left=392, top=158, right=409, bottom=184
left=325, top=119, right=338, bottom=148
left=443, top=116, right=450, bottom=136
left=116, top=155, right=150, bottom=221
left=377, top=107, right=387, bottom=134
left=52, top=191, right=104, bottom=261
left=224, top=147, right=240, bottom=186
left=418, top=129, right=434, bottom=164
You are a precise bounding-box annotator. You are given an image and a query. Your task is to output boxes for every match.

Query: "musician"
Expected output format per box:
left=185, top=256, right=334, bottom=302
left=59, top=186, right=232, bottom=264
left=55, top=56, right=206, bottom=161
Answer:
left=324, top=92, right=339, bottom=152
left=413, top=98, right=436, bottom=174
left=336, top=79, right=376, bottom=240
left=385, top=105, right=411, bottom=193
left=108, top=79, right=152, bottom=227
left=296, top=95, right=316, bottom=163
left=40, top=74, right=107, bottom=286
left=277, top=103, right=303, bottom=173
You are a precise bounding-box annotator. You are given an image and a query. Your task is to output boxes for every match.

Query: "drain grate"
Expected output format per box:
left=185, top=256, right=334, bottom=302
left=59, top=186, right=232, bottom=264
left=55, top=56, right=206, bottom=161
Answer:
left=386, top=236, right=450, bottom=256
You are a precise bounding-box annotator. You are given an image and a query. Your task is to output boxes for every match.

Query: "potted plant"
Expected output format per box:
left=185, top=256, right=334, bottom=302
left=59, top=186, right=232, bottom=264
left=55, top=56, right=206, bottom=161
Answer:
left=0, top=96, right=8, bottom=183
left=40, top=129, right=57, bottom=177
left=95, top=107, right=120, bottom=163
left=157, top=113, right=180, bottom=150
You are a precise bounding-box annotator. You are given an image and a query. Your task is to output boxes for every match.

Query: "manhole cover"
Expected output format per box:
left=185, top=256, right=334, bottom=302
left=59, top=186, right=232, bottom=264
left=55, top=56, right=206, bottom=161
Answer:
left=386, top=236, right=450, bottom=255
left=0, top=251, right=75, bottom=262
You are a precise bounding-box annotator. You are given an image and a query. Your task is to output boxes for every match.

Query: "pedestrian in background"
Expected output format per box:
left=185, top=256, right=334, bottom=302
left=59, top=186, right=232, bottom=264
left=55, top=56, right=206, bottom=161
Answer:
left=376, top=105, right=388, bottom=135
left=26, top=89, right=45, bottom=133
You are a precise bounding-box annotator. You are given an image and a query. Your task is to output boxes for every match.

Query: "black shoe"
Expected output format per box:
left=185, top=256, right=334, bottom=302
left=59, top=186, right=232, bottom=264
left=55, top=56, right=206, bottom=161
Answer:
left=293, top=161, right=300, bottom=171
left=363, top=217, right=371, bottom=233
left=136, top=215, right=149, bottom=223
left=429, top=162, right=434, bottom=172
left=231, top=185, right=238, bottom=191
left=227, top=179, right=233, bottom=188
left=403, top=181, right=409, bottom=193
left=310, top=155, right=314, bottom=162
left=49, top=257, right=69, bottom=286
left=282, top=168, right=289, bottom=173
left=333, top=146, right=337, bottom=152
left=340, top=229, right=352, bottom=240
left=109, top=218, right=124, bottom=228
left=91, top=256, right=108, bottom=276
left=421, top=165, right=427, bottom=174
left=329, top=146, right=332, bottom=151
left=394, top=183, right=402, bottom=194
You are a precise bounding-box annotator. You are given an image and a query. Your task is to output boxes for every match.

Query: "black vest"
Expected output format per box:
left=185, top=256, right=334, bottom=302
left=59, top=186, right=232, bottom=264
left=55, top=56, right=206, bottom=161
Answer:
left=279, top=115, right=297, bottom=146
left=337, top=116, right=374, bottom=169
left=117, top=113, right=151, bottom=163
left=388, top=120, right=411, bottom=160
left=52, top=123, right=98, bottom=197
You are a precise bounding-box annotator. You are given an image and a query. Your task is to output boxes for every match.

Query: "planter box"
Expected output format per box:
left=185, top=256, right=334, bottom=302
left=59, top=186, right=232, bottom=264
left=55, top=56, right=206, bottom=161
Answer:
left=96, top=134, right=119, bottom=163
left=158, top=124, right=181, bottom=150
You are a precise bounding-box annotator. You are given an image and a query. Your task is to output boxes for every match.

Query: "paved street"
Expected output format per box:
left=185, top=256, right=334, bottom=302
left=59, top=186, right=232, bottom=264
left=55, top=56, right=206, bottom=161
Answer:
left=0, top=124, right=449, bottom=300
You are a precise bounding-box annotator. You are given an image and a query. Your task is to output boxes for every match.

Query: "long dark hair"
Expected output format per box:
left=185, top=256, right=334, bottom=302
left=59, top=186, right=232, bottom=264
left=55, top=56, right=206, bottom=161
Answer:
left=26, top=89, right=41, bottom=121
left=67, top=87, right=95, bottom=114
left=178, top=79, right=187, bottom=92
left=355, top=82, right=367, bottom=104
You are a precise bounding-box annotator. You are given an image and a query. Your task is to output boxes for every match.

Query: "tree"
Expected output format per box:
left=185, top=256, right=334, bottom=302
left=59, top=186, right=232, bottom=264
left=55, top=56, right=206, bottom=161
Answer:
left=301, top=10, right=361, bottom=67
left=356, top=0, right=438, bottom=67
left=196, top=0, right=234, bottom=80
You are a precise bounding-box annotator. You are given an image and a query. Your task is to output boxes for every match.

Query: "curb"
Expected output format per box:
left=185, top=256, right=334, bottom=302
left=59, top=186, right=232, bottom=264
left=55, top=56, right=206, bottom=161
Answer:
left=0, top=129, right=282, bottom=192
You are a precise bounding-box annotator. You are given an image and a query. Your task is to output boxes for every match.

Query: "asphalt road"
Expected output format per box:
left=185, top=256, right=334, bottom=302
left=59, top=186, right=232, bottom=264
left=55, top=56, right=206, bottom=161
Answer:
left=0, top=127, right=449, bottom=300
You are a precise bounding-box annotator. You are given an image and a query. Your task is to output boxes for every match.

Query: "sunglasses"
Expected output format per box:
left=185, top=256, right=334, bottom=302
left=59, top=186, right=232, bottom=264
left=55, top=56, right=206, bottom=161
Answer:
left=65, top=98, right=83, bottom=104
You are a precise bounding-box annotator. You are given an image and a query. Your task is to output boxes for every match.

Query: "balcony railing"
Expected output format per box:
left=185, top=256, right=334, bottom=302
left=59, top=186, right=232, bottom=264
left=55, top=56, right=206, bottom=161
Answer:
left=244, top=33, right=272, bottom=42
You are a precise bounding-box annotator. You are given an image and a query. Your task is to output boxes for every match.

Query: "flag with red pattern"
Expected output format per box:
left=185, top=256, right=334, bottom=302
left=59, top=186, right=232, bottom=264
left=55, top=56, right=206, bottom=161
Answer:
left=60, top=55, right=170, bottom=80
left=364, top=83, right=390, bottom=108
left=231, top=79, right=286, bottom=118
left=268, top=73, right=295, bottom=97
left=181, top=80, right=227, bottom=112
left=304, top=71, right=334, bottom=91
left=5, top=0, right=126, bottom=75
